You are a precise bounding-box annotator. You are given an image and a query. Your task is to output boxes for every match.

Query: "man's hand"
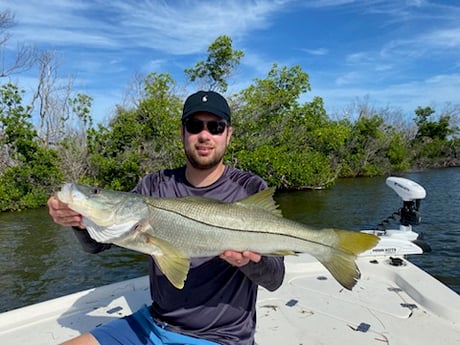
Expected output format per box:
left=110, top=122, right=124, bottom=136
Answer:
left=47, top=196, right=84, bottom=229
left=220, top=250, right=261, bottom=267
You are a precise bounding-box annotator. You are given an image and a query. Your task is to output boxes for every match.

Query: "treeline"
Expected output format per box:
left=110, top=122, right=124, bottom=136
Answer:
left=0, top=33, right=459, bottom=211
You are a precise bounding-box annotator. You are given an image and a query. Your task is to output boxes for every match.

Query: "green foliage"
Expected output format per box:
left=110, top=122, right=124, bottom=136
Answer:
left=0, top=83, right=63, bottom=211
left=386, top=131, right=411, bottom=172
left=0, top=84, right=35, bottom=160
left=185, top=35, right=244, bottom=92
left=412, top=106, right=459, bottom=168
left=234, top=145, right=335, bottom=189
left=230, top=64, right=337, bottom=188
left=338, top=115, right=391, bottom=177
left=83, top=73, right=183, bottom=191
left=0, top=148, right=63, bottom=211
left=414, top=106, right=453, bottom=140
left=232, top=64, right=311, bottom=147
left=68, top=93, right=93, bottom=128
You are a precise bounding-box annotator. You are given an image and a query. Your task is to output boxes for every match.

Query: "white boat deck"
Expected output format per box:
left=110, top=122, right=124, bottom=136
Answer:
left=1, top=254, right=459, bottom=345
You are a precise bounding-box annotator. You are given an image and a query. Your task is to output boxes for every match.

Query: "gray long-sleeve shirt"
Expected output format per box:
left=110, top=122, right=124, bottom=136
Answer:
left=73, top=166, right=285, bottom=344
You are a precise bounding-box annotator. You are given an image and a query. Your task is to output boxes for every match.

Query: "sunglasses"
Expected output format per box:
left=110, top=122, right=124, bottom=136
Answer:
left=184, top=120, right=228, bottom=135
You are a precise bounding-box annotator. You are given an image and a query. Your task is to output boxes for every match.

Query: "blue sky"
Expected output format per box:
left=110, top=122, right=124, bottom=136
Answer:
left=1, top=0, right=459, bottom=123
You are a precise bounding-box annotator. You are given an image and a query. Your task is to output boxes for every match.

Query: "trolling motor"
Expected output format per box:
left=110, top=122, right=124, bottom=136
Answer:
left=387, top=177, right=425, bottom=230
left=361, top=177, right=431, bottom=257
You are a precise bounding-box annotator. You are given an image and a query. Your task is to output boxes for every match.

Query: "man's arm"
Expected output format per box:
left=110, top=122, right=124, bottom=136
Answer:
left=72, top=227, right=112, bottom=254
left=240, top=256, right=285, bottom=291
left=220, top=250, right=285, bottom=291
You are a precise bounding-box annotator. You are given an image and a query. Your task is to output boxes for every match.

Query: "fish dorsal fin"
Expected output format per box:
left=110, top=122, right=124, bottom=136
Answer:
left=237, top=187, right=282, bottom=217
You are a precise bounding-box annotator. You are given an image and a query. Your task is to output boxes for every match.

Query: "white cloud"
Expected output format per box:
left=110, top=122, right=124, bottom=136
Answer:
left=346, top=52, right=373, bottom=64
left=379, top=26, right=460, bottom=61
left=421, top=27, right=460, bottom=49
left=301, top=48, right=329, bottom=56
left=3, top=0, right=290, bottom=54
left=241, top=51, right=276, bottom=75
left=303, top=0, right=357, bottom=8
left=335, top=71, right=362, bottom=86
left=112, top=0, right=291, bottom=54
left=311, top=72, right=460, bottom=116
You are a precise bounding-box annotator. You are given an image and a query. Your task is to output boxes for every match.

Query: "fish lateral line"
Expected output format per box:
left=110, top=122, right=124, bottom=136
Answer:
left=144, top=199, right=378, bottom=257
left=148, top=207, right=370, bottom=257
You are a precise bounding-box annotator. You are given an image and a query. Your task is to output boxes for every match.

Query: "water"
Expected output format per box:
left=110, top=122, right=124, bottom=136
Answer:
left=0, top=211, right=148, bottom=313
left=0, top=168, right=458, bottom=313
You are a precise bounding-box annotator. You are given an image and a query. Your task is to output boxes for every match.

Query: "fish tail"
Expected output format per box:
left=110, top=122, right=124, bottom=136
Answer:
left=319, top=230, right=379, bottom=290
left=334, top=229, right=380, bottom=256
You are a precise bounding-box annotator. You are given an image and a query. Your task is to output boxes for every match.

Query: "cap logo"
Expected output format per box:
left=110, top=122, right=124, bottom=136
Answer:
left=202, top=95, right=208, bottom=102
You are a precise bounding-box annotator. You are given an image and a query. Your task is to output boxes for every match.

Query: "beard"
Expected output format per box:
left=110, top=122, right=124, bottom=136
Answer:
left=184, top=144, right=227, bottom=170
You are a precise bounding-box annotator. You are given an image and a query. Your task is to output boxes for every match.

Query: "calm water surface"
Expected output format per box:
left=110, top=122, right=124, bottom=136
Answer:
left=0, top=168, right=458, bottom=313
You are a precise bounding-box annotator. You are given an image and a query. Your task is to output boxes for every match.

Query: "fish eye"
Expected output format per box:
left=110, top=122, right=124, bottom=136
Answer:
left=91, top=187, right=100, bottom=195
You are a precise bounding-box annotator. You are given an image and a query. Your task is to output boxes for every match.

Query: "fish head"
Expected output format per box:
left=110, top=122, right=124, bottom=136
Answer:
left=57, top=183, right=147, bottom=229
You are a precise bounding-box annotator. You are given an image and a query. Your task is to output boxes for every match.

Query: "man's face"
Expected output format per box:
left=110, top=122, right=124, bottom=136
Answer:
left=182, top=112, right=232, bottom=170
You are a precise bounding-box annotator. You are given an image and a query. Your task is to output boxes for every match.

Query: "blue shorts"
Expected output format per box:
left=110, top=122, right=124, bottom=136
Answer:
left=90, top=305, right=220, bottom=345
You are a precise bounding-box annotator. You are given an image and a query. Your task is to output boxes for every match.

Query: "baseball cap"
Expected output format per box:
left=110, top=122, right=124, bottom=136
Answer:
left=182, top=91, right=231, bottom=122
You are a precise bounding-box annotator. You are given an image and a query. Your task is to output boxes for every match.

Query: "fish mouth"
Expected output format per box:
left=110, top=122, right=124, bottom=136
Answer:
left=57, top=183, right=120, bottom=227
left=56, top=183, right=73, bottom=204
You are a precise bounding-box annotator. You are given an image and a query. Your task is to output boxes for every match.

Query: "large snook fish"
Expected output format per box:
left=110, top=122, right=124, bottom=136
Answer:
left=57, top=183, right=379, bottom=290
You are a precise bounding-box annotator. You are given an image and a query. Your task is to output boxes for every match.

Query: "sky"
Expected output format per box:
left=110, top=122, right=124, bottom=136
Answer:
left=1, top=0, right=459, bottom=124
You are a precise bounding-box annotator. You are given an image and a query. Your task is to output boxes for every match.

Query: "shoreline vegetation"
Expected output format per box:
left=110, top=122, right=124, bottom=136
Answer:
left=1, top=35, right=459, bottom=211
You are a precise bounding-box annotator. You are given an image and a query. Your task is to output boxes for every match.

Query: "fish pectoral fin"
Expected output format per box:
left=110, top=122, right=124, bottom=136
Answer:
left=153, top=255, right=190, bottom=290
left=144, top=234, right=190, bottom=290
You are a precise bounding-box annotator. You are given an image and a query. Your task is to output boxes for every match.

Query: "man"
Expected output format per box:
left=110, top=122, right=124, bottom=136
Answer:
left=48, top=90, right=285, bottom=345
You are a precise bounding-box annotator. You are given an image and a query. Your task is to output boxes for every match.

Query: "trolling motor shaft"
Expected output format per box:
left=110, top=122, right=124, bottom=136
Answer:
left=400, top=200, right=422, bottom=227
